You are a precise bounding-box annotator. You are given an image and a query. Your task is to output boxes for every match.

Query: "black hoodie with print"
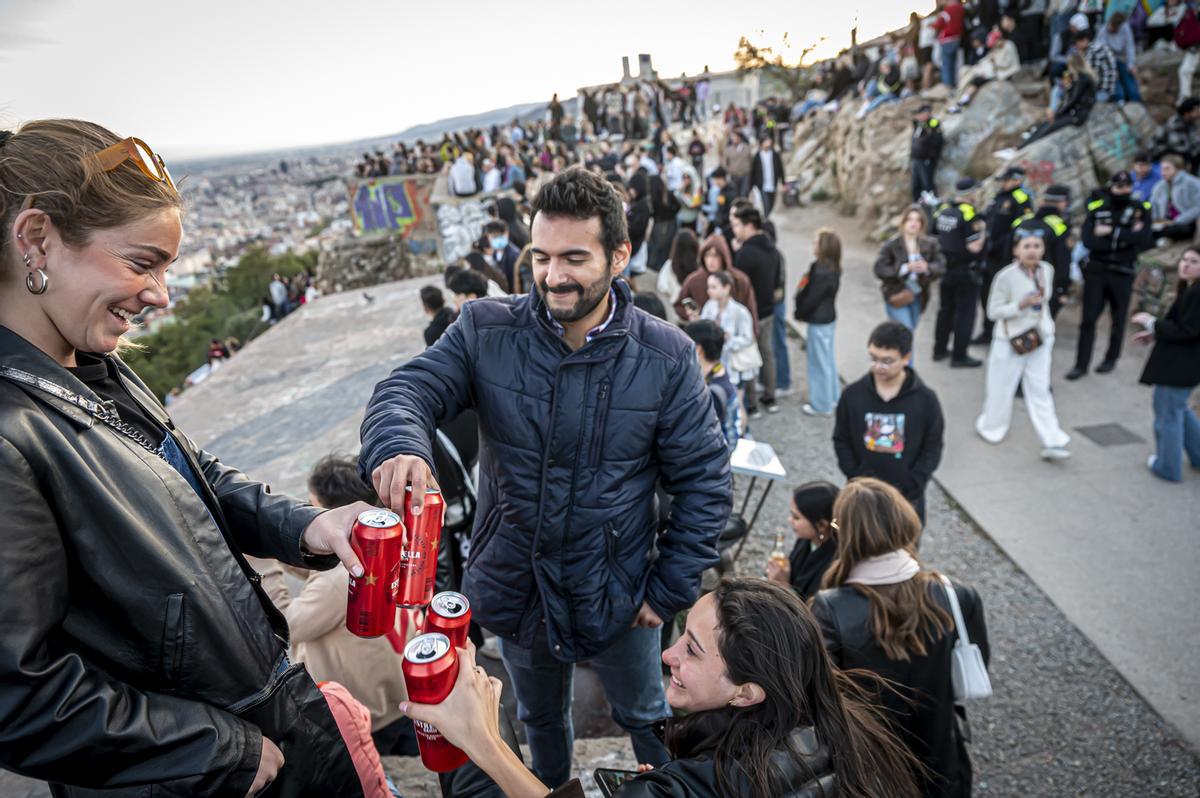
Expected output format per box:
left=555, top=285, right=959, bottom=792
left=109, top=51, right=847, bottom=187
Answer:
left=832, top=367, right=944, bottom=502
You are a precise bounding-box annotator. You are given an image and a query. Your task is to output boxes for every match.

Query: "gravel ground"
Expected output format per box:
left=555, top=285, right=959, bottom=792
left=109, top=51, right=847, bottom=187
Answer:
left=720, top=335, right=1200, bottom=796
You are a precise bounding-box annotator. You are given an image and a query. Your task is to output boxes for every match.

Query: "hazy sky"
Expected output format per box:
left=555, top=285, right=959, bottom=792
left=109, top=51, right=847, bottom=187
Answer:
left=1, top=0, right=932, bottom=159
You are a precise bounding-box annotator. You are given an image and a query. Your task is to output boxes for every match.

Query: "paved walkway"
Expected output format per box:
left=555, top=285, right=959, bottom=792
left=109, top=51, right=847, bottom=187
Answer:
left=771, top=202, right=1200, bottom=751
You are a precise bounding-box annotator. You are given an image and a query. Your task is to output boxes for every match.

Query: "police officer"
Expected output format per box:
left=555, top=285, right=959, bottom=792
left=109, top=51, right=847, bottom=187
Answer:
left=933, top=177, right=987, bottom=366
left=1067, top=171, right=1155, bottom=380
left=975, top=165, right=1034, bottom=343
left=1008, top=184, right=1073, bottom=318
left=911, top=104, right=944, bottom=202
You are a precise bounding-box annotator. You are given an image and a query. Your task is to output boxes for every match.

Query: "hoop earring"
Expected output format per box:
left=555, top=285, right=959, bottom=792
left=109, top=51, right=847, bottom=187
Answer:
left=26, top=267, right=49, bottom=295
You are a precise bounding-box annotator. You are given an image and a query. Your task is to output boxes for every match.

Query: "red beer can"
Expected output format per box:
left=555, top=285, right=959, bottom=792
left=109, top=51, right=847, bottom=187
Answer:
left=425, top=591, right=472, bottom=650
left=403, top=632, right=470, bottom=772
left=345, top=508, right=405, bottom=638
left=399, top=487, right=445, bottom=607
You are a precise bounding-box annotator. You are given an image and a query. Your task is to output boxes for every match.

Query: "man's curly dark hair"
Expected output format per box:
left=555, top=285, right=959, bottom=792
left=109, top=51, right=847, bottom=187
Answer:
left=530, top=166, right=629, bottom=264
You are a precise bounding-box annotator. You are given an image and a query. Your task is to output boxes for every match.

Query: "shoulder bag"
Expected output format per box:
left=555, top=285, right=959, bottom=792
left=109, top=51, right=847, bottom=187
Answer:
left=1004, top=267, right=1044, bottom=355
left=938, top=574, right=992, bottom=702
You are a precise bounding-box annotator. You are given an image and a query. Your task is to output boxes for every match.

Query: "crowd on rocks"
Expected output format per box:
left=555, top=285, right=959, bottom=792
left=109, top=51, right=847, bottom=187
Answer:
left=2, top=8, right=1199, bottom=797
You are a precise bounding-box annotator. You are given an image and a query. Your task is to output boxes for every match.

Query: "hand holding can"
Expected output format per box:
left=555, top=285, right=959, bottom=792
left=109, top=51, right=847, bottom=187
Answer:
left=346, top=509, right=405, bottom=638
left=402, top=633, right=471, bottom=772
left=425, top=591, right=472, bottom=649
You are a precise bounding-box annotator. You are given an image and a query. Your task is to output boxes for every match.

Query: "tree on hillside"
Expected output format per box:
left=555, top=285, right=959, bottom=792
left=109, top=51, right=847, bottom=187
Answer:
left=734, top=33, right=821, bottom=102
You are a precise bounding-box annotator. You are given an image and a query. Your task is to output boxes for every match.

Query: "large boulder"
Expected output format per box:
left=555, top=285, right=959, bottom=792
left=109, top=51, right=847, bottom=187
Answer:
left=315, top=233, right=441, bottom=293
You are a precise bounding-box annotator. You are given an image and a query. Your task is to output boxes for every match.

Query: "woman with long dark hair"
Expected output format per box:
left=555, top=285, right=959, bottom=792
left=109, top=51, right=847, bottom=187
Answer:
left=403, top=578, right=922, bottom=798
left=795, top=227, right=843, bottom=416
left=767, top=481, right=840, bottom=600
left=664, top=227, right=699, bottom=291
left=813, top=478, right=989, bottom=797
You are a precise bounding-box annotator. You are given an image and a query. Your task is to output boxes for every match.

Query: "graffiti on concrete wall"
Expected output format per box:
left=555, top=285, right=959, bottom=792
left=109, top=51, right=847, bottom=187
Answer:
left=347, top=175, right=438, bottom=252
left=1091, top=121, right=1140, bottom=172
left=1015, top=159, right=1056, bottom=190
left=436, top=199, right=491, bottom=264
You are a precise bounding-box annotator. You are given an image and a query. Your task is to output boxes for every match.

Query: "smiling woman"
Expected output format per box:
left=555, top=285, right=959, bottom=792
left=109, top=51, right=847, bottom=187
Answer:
left=0, top=120, right=365, bottom=796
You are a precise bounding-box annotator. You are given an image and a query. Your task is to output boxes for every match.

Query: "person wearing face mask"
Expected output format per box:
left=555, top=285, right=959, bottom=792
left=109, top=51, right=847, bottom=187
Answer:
left=766, top=481, right=840, bottom=600
left=1067, top=171, right=1155, bottom=380
left=399, top=579, right=922, bottom=798
left=976, top=222, right=1072, bottom=460
left=0, top=121, right=366, bottom=796
left=483, top=220, right=520, bottom=291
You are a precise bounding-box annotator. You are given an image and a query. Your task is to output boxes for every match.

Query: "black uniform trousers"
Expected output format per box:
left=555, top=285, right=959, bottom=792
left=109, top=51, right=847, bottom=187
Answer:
left=935, top=269, right=980, bottom=360
left=978, top=252, right=1007, bottom=338
left=1074, top=266, right=1135, bottom=370
left=911, top=158, right=937, bottom=201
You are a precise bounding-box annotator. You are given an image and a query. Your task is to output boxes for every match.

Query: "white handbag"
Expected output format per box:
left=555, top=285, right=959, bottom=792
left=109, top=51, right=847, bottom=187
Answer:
left=938, top=575, right=992, bottom=702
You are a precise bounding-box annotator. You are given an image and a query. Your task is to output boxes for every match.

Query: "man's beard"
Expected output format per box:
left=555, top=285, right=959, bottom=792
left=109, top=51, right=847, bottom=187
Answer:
left=537, top=273, right=613, bottom=323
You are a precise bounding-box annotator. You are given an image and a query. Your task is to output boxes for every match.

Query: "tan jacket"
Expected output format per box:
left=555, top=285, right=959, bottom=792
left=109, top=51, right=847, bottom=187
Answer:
left=721, top=141, right=754, bottom=177
left=257, top=562, right=412, bottom=731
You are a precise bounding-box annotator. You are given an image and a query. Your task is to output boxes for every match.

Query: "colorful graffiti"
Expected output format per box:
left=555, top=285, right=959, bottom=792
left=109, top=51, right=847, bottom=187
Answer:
left=347, top=175, right=436, bottom=238
left=1015, top=159, right=1056, bottom=190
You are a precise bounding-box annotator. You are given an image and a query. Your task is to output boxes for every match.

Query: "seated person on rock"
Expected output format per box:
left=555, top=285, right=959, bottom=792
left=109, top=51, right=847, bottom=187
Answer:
left=1151, top=154, right=1200, bottom=244
left=1021, top=51, right=1097, bottom=149
left=400, top=578, right=923, bottom=798
left=948, top=15, right=1020, bottom=113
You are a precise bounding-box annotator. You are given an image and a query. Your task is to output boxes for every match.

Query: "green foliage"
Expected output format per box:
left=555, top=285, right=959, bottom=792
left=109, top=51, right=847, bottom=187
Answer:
left=123, top=246, right=317, bottom=400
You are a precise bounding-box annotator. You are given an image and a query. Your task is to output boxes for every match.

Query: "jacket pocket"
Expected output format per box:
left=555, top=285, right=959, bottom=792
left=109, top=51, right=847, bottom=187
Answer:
left=466, top=504, right=502, bottom=570
left=159, top=593, right=186, bottom=686
left=589, top=379, right=612, bottom=468
left=604, top=522, right=634, bottom=593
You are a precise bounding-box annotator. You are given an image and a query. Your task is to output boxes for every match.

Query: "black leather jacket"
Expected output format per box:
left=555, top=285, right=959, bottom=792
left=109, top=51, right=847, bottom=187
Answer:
left=0, top=328, right=360, bottom=796
left=812, top=577, right=988, bottom=798
left=551, top=724, right=837, bottom=797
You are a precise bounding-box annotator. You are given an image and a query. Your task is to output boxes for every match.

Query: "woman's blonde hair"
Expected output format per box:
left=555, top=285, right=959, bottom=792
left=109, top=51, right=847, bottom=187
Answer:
left=822, top=478, right=952, bottom=661
left=0, top=119, right=183, bottom=268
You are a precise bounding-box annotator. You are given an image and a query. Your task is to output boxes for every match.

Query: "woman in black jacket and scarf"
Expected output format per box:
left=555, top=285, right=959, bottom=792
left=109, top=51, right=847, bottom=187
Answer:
left=0, top=120, right=364, bottom=796
left=1132, top=246, right=1200, bottom=482
left=795, top=227, right=843, bottom=416
left=403, top=578, right=923, bottom=798
left=812, top=478, right=989, bottom=798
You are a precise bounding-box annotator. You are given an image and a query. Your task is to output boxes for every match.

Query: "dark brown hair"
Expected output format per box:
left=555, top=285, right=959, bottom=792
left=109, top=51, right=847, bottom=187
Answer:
left=815, top=226, right=843, bottom=272
left=822, top=478, right=952, bottom=661
left=665, top=578, right=921, bottom=798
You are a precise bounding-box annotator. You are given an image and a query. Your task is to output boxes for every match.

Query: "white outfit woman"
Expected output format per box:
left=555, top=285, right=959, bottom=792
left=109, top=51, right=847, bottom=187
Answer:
left=701, top=298, right=759, bottom=385
left=975, top=260, right=1071, bottom=453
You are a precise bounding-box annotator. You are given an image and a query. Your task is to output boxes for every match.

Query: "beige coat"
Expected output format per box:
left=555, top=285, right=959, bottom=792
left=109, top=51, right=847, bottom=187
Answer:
left=258, top=563, right=412, bottom=731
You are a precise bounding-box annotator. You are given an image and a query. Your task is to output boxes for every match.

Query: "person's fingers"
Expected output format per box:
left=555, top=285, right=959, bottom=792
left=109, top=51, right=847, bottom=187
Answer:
left=329, top=522, right=364, bottom=578
left=458, top=640, right=478, bottom=671
left=399, top=699, right=442, bottom=727
left=371, top=462, right=387, bottom=503
left=409, top=463, right=427, bottom=516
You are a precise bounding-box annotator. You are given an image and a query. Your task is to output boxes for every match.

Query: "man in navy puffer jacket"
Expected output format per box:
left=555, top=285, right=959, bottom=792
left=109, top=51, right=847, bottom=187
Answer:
left=359, top=168, right=732, bottom=787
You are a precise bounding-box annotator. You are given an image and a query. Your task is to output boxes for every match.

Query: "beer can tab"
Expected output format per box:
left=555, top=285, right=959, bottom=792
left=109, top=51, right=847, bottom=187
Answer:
left=405, top=632, right=451, bottom=663
left=357, top=509, right=402, bottom=528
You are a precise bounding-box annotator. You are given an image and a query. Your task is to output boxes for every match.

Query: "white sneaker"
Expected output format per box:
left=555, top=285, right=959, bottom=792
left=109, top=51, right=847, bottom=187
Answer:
left=775, top=386, right=796, bottom=397
left=1147, top=454, right=1158, bottom=472
left=993, top=147, right=1017, bottom=161
left=1157, top=238, right=1171, bottom=249
left=1041, top=446, right=1071, bottom=461
left=478, top=636, right=502, bottom=661
left=802, top=403, right=831, bottom=417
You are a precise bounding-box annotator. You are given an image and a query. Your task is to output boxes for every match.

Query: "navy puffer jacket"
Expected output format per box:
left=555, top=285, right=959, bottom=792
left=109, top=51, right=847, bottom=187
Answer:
left=360, top=281, right=731, bottom=661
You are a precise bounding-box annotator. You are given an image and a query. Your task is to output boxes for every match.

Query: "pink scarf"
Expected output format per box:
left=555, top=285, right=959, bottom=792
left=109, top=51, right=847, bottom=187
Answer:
left=845, top=549, right=921, bottom=586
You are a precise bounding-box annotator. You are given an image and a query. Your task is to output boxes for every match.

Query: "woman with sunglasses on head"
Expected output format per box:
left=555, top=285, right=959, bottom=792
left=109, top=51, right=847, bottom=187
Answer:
left=766, top=481, right=840, bottom=601
left=0, top=120, right=365, bottom=796
left=974, top=220, right=1071, bottom=461
left=812, top=478, right=989, bottom=798
left=402, top=577, right=923, bottom=798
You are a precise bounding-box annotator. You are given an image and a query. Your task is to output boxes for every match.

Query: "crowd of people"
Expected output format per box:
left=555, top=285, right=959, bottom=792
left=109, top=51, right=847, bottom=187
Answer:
left=3, top=4, right=1199, bottom=796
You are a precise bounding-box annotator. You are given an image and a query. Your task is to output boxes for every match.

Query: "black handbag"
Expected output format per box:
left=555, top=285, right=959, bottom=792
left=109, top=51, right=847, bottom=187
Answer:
left=1005, top=267, right=1045, bottom=355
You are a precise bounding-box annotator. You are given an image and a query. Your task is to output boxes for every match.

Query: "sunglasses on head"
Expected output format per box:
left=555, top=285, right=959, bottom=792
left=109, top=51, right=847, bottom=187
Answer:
left=20, top=137, right=175, bottom=211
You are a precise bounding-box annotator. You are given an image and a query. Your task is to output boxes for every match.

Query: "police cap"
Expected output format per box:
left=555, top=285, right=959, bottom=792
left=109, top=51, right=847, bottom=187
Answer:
left=955, top=177, right=978, bottom=192
left=1044, top=184, right=1071, bottom=202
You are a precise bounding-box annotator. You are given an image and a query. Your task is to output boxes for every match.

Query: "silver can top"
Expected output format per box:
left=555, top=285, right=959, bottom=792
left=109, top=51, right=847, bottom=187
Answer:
left=431, top=591, right=470, bottom=618
left=404, top=632, right=451, bottom=664
left=356, top=509, right=402, bottom=529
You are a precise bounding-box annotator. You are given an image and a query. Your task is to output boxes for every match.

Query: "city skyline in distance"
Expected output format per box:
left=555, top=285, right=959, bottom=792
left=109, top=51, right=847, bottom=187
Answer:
left=1, top=0, right=932, bottom=159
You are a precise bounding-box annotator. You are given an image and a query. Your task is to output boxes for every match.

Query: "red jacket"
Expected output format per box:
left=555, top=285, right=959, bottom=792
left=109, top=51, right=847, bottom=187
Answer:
left=932, top=3, right=965, bottom=43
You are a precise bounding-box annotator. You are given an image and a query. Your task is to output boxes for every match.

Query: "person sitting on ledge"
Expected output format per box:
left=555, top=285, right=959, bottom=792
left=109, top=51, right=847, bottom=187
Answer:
left=400, top=578, right=923, bottom=798
left=1151, top=154, right=1200, bottom=246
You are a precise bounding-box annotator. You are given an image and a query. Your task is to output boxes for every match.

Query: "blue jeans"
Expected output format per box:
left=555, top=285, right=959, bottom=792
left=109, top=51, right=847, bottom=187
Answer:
left=806, top=322, right=840, bottom=413
left=885, top=299, right=921, bottom=362
left=940, top=39, right=960, bottom=88
left=1151, top=385, right=1200, bottom=482
left=772, top=300, right=791, bottom=391
left=1115, top=60, right=1143, bottom=103
left=498, top=623, right=670, bottom=788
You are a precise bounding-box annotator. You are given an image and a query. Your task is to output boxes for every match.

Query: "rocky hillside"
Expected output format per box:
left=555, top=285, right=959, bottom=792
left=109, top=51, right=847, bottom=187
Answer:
left=788, top=50, right=1183, bottom=239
